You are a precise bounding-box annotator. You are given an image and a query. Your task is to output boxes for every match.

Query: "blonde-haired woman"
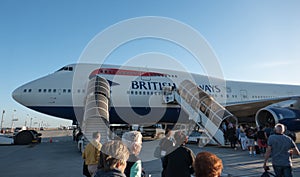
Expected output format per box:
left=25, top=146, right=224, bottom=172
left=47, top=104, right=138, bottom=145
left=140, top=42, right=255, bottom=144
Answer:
left=122, top=131, right=143, bottom=177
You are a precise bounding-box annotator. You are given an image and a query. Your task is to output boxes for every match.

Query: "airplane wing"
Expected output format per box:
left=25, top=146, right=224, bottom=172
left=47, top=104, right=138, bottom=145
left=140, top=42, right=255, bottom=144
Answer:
left=224, top=97, right=296, bottom=118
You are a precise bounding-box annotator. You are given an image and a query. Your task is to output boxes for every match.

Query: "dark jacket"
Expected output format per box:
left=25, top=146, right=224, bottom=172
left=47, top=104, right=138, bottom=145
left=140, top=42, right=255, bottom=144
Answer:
left=94, top=169, right=126, bottom=177
left=163, top=145, right=195, bottom=177
left=227, top=127, right=237, bottom=141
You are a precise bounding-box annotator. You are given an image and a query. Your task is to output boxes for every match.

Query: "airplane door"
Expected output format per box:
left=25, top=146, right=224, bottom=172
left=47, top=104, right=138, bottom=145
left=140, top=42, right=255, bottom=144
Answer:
left=240, top=90, right=248, bottom=101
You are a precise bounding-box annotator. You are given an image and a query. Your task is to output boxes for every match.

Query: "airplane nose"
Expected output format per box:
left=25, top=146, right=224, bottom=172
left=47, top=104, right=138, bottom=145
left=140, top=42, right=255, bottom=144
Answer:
left=12, top=87, right=22, bottom=103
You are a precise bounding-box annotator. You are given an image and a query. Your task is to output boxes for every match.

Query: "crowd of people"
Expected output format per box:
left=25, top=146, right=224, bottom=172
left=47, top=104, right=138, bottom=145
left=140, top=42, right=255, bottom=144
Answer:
left=222, top=121, right=276, bottom=156
left=222, top=122, right=300, bottom=177
left=82, top=122, right=299, bottom=177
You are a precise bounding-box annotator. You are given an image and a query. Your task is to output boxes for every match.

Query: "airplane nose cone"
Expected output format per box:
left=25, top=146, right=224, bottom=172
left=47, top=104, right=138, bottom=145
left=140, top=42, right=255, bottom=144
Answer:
left=12, top=87, right=22, bottom=103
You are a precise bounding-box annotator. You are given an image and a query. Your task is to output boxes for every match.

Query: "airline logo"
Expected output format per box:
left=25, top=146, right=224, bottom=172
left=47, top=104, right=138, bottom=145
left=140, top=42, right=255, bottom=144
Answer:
left=198, top=84, right=221, bottom=93
left=107, top=80, right=120, bottom=87
left=132, top=81, right=176, bottom=90
left=131, top=81, right=221, bottom=93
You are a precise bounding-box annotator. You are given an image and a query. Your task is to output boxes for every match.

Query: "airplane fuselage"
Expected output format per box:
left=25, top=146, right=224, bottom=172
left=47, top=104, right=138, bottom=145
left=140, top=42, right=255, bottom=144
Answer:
left=12, top=63, right=300, bottom=129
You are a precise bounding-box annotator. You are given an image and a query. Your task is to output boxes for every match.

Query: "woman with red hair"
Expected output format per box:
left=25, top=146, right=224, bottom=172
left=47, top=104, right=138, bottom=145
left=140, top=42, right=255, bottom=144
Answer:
left=193, top=151, right=223, bottom=177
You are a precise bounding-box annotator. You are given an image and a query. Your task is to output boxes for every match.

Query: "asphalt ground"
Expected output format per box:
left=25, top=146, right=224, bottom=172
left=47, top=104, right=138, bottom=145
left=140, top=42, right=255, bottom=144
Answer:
left=0, top=131, right=300, bottom=177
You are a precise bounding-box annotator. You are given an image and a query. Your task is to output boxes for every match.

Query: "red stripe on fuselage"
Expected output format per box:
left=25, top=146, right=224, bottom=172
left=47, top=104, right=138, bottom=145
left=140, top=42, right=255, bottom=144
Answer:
left=89, top=68, right=166, bottom=78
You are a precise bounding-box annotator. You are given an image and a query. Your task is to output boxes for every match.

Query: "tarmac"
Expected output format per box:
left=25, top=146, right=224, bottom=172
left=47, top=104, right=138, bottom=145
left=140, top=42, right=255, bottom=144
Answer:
left=0, top=131, right=300, bottom=177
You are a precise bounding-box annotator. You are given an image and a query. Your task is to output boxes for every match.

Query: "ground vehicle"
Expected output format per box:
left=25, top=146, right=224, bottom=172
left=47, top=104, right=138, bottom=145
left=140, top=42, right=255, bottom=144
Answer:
left=140, top=124, right=165, bottom=138
left=13, top=130, right=42, bottom=145
left=13, top=126, right=26, bottom=136
left=0, top=134, right=13, bottom=144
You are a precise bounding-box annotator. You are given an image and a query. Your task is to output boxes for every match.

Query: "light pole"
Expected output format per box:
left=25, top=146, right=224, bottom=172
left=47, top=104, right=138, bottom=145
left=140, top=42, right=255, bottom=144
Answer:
left=0, top=110, right=5, bottom=132
left=34, top=121, right=38, bottom=129
left=30, top=117, right=33, bottom=129
left=25, top=114, right=29, bottom=127
left=11, top=110, right=16, bottom=132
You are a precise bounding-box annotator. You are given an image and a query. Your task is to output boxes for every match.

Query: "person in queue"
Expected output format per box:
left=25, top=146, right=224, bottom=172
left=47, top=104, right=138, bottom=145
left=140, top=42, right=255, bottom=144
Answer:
left=159, top=129, right=175, bottom=160
left=193, top=151, right=223, bottom=177
left=245, top=126, right=256, bottom=156
left=94, top=140, right=129, bottom=177
left=122, top=131, right=144, bottom=177
left=263, top=123, right=300, bottom=177
left=256, top=126, right=268, bottom=156
left=82, top=132, right=102, bottom=177
left=163, top=130, right=195, bottom=177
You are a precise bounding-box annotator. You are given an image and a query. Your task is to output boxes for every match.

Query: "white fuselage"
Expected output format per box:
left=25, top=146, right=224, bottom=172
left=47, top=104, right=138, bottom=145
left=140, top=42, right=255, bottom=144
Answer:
left=12, top=63, right=300, bottom=125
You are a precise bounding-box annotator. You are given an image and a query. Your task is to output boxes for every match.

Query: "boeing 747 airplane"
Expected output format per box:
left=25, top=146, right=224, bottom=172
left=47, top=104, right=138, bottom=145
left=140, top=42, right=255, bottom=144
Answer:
left=12, top=63, right=300, bottom=133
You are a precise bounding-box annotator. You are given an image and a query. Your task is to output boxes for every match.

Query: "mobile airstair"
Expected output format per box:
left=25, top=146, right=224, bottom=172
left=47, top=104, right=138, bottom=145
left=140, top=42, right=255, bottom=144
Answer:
left=163, top=80, right=237, bottom=146
left=81, top=76, right=110, bottom=147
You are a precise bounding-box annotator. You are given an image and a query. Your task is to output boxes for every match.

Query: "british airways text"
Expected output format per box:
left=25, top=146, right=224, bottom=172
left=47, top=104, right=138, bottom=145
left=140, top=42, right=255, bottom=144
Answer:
left=131, top=81, right=221, bottom=93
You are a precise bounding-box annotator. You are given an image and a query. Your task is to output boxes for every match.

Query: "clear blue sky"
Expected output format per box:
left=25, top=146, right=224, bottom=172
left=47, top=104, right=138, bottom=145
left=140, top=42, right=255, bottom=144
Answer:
left=1, top=1, right=300, bottom=128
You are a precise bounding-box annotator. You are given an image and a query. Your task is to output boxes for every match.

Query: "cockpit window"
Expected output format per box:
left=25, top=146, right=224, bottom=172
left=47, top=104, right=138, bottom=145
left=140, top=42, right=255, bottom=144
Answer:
left=56, top=66, right=73, bottom=72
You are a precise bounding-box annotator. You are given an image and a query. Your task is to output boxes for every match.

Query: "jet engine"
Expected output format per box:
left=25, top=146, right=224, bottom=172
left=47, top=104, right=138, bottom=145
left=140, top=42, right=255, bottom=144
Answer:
left=255, top=107, right=300, bottom=132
